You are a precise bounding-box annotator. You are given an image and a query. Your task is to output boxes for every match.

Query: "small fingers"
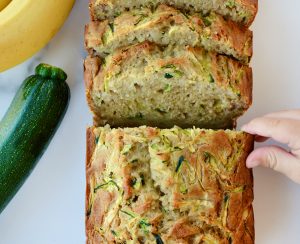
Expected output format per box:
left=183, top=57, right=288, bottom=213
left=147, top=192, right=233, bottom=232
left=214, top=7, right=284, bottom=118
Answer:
left=242, top=117, right=300, bottom=150
left=247, top=146, right=300, bottom=184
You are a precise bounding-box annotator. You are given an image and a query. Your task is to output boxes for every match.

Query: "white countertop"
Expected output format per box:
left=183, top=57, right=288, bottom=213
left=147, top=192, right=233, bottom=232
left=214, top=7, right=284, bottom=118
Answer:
left=0, top=0, right=300, bottom=243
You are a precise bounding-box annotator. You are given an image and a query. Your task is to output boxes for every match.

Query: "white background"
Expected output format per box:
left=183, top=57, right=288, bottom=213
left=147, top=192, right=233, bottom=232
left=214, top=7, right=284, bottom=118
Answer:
left=0, top=0, right=300, bottom=243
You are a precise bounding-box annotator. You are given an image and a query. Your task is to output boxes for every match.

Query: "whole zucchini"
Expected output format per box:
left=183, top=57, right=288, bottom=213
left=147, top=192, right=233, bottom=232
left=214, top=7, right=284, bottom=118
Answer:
left=0, top=64, right=70, bottom=213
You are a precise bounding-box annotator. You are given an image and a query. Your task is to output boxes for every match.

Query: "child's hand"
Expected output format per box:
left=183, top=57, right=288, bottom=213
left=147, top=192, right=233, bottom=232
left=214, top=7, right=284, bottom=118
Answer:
left=241, top=110, right=300, bottom=183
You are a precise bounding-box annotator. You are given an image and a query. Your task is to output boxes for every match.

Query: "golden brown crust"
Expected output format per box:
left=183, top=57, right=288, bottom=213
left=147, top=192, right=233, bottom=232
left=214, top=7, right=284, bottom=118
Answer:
left=241, top=0, right=258, bottom=23
left=206, top=15, right=253, bottom=62
left=84, top=42, right=252, bottom=128
left=242, top=67, right=253, bottom=107
left=84, top=21, right=107, bottom=53
left=86, top=127, right=254, bottom=243
left=85, top=5, right=253, bottom=63
left=232, top=205, right=255, bottom=243
left=83, top=57, right=103, bottom=125
left=86, top=127, right=96, bottom=170
left=85, top=127, right=95, bottom=244
left=108, top=41, right=155, bottom=68
left=89, top=0, right=258, bottom=26
left=83, top=56, right=100, bottom=93
left=190, top=47, right=253, bottom=107
left=232, top=133, right=254, bottom=187
left=86, top=0, right=256, bottom=242
left=89, top=0, right=96, bottom=21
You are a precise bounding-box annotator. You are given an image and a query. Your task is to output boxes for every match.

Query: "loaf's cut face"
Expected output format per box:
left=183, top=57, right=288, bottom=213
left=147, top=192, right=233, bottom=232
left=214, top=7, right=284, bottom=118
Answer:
left=86, top=126, right=254, bottom=243
left=85, top=5, right=253, bottom=63
left=89, top=0, right=258, bottom=27
left=84, top=42, right=252, bottom=129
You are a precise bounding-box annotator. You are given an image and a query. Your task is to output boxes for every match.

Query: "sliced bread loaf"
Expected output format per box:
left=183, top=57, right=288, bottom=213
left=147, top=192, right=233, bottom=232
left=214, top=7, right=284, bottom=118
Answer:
left=89, top=0, right=258, bottom=27
left=84, top=42, right=252, bottom=129
left=85, top=5, right=253, bottom=63
left=86, top=126, right=254, bottom=243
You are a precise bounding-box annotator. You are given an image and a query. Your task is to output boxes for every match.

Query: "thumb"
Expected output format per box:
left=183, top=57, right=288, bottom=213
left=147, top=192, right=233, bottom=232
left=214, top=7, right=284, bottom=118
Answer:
left=247, top=146, right=300, bottom=184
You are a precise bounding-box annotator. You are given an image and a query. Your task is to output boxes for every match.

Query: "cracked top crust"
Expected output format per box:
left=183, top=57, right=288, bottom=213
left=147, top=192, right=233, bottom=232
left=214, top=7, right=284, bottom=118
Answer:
left=86, top=126, right=254, bottom=243
left=85, top=4, right=253, bottom=63
left=89, top=0, right=258, bottom=27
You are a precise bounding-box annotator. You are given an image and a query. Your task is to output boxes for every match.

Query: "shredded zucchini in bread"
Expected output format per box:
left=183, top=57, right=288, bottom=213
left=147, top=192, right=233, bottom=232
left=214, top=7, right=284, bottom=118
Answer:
left=86, top=126, right=255, bottom=243
left=84, top=42, right=252, bottom=129
left=89, top=0, right=258, bottom=27
left=85, top=5, right=253, bottom=63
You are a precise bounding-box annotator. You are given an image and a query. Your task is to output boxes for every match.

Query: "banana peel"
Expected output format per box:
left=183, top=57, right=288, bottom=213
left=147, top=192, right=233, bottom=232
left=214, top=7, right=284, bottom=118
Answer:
left=0, top=0, right=11, bottom=11
left=0, top=0, right=75, bottom=72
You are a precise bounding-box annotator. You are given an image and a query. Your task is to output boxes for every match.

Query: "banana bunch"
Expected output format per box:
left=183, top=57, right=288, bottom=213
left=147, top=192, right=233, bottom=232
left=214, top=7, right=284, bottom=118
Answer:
left=0, top=0, right=75, bottom=72
left=0, top=0, right=10, bottom=11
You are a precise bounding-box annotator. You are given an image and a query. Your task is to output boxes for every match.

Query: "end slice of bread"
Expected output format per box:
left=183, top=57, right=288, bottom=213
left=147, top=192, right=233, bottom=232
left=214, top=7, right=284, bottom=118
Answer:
left=86, top=126, right=255, bottom=243
left=84, top=42, right=252, bottom=129
left=89, top=0, right=258, bottom=27
left=85, top=5, right=253, bottom=63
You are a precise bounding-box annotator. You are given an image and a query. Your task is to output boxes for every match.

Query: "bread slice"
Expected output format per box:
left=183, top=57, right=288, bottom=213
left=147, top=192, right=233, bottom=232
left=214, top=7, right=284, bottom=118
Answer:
left=84, top=42, right=252, bottom=129
left=85, top=5, right=253, bottom=63
left=89, top=0, right=258, bottom=27
left=86, top=126, right=254, bottom=243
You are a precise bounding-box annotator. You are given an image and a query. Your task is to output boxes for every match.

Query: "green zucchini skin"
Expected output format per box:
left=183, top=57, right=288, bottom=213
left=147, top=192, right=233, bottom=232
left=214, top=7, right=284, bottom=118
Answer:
left=0, top=64, right=70, bottom=214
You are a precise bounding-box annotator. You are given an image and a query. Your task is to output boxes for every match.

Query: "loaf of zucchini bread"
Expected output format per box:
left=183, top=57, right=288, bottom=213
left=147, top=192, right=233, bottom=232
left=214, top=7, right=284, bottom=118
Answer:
left=84, top=42, right=252, bottom=129
left=86, top=126, right=254, bottom=243
left=85, top=5, right=253, bottom=63
left=89, top=0, right=258, bottom=27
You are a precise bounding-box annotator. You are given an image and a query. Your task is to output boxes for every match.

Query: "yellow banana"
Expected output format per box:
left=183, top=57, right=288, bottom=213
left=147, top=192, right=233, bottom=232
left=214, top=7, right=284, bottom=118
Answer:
left=0, top=0, right=75, bottom=72
left=0, top=0, right=11, bottom=11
